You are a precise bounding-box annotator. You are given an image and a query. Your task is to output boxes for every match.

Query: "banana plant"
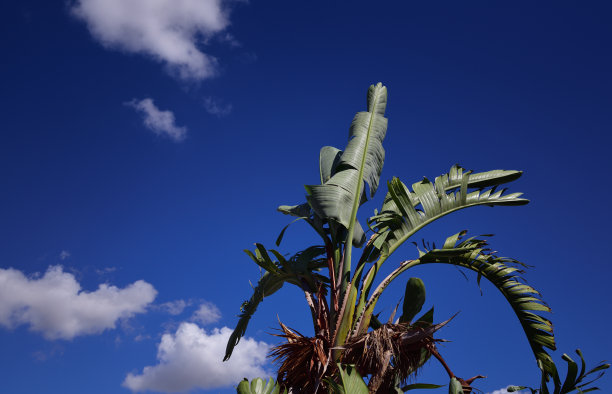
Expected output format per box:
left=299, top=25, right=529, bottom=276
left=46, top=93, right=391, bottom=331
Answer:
left=225, top=83, right=606, bottom=392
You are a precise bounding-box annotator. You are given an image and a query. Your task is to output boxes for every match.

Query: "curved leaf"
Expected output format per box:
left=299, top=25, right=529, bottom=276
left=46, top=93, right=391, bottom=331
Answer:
left=357, top=165, right=528, bottom=320
left=369, top=165, right=528, bottom=256
left=415, top=233, right=556, bottom=378
left=402, top=383, right=444, bottom=391
left=320, top=146, right=343, bottom=184
left=306, top=83, right=388, bottom=228
left=275, top=217, right=308, bottom=247
left=277, top=203, right=328, bottom=244
left=354, top=232, right=556, bottom=377
left=225, top=271, right=285, bottom=361
left=225, top=245, right=327, bottom=361
left=512, top=349, right=609, bottom=393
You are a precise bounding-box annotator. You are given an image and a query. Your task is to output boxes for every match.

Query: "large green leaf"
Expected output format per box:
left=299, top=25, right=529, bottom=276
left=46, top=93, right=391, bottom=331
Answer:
left=415, top=232, right=557, bottom=378
left=337, top=364, right=369, bottom=394
left=282, top=196, right=365, bottom=250
left=306, top=83, right=388, bottom=228
left=369, top=165, right=527, bottom=256
left=276, top=203, right=327, bottom=245
left=338, top=84, right=388, bottom=199
left=318, top=146, right=366, bottom=247
left=356, top=165, right=528, bottom=321
left=236, top=377, right=284, bottom=394
left=319, top=146, right=343, bottom=184
left=354, top=232, right=556, bottom=377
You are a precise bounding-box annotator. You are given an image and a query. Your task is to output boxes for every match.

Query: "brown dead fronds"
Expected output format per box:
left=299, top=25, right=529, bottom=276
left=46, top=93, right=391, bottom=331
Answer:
left=341, top=316, right=454, bottom=392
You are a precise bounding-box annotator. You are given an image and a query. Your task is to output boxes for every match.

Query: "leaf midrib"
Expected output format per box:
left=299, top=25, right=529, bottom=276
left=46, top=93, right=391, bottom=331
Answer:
left=342, top=90, right=380, bottom=294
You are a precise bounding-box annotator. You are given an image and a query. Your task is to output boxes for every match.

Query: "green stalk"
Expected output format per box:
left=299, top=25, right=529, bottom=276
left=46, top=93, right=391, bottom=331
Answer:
left=353, top=208, right=471, bottom=325
left=334, top=99, right=380, bottom=354
left=354, top=253, right=388, bottom=329
left=355, top=259, right=419, bottom=335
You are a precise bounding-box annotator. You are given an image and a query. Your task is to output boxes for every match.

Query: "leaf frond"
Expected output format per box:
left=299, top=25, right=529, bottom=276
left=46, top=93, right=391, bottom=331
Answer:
left=417, top=232, right=556, bottom=377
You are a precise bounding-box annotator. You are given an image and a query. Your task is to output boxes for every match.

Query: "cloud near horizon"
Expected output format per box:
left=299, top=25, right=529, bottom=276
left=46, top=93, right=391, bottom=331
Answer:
left=0, top=265, right=157, bottom=340
left=123, top=322, right=270, bottom=392
left=70, top=0, right=232, bottom=80
left=126, top=98, right=187, bottom=142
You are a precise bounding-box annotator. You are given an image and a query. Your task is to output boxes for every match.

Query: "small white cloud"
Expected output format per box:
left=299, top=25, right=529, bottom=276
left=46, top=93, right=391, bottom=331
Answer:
left=59, top=250, right=71, bottom=260
left=0, top=265, right=157, bottom=340
left=159, top=300, right=188, bottom=316
left=218, top=32, right=241, bottom=47
left=191, top=301, right=221, bottom=325
left=134, top=334, right=151, bottom=342
left=126, top=98, right=187, bottom=142
left=32, top=344, right=65, bottom=362
left=123, top=323, right=270, bottom=392
left=70, top=0, right=232, bottom=80
left=488, top=388, right=525, bottom=394
left=95, top=267, right=117, bottom=276
left=203, top=97, right=233, bottom=117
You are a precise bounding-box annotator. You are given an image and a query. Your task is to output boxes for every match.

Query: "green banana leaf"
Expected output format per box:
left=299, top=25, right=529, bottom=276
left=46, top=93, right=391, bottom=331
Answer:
left=336, top=364, right=369, bottom=394
left=236, top=377, right=285, bottom=394
left=224, top=245, right=327, bottom=361
left=509, top=349, right=609, bottom=393
left=369, top=165, right=527, bottom=257
left=356, top=165, right=528, bottom=329
left=319, top=145, right=343, bottom=184
left=308, top=83, right=389, bottom=345
left=416, top=232, right=557, bottom=378
left=402, top=383, right=445, bottom=391
left=353, top=231, right=556, bottom=378
left=306, top=83, right=388, bottom=230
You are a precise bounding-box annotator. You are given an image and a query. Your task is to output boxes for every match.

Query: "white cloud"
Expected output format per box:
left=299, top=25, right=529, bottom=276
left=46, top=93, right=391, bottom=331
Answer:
left=95, top=266, right=117, bottom=275
left=203, top=97, right=233, bottom=117
left=126, top=98, right=187, bottom=142
left=123, top=323, right=270, bottom=392
left=134, top=334, right=151, bottom=342
left=191, top=301, right=221, bottom=325
left=70, top=0, right=231, bottom=80
left=487, top=388, right=525, bottom=394
left=0, top=265, right=157, bottom=340
left=159, top=300, right=188, bottom=316
left=59, top=250, right=71, bottom=260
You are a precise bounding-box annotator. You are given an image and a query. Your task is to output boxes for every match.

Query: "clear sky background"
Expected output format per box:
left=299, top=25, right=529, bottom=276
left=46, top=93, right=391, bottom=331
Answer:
left=0, top=1, right=611, bottom=393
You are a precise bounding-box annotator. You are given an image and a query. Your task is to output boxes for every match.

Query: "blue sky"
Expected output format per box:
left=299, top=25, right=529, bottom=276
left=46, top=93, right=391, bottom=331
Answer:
left=1, top=1, right=611, bottom=393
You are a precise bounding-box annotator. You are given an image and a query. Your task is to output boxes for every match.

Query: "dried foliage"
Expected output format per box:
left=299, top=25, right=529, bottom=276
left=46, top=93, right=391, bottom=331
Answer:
left=270, top=322, right=332, bottom=393
left=342, top=317, right=451, bottom=392
left=270, top=286, right=335, bottom=393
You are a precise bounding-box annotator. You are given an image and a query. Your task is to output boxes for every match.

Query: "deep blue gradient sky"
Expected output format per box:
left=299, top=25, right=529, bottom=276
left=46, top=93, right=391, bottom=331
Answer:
left=1, top=1, right=611, bottom=393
